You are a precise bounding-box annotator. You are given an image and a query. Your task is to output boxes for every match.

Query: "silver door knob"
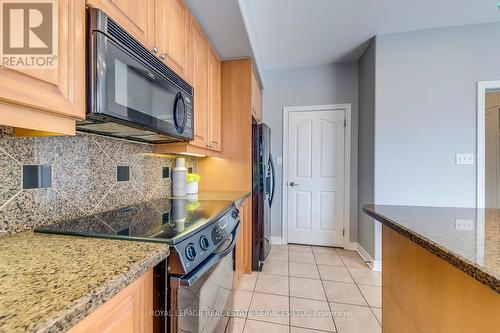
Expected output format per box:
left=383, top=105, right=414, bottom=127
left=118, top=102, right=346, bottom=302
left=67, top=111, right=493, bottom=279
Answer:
left=151, top=47, right=158, bottom=54
left=289, top=182, right=299, bottom=187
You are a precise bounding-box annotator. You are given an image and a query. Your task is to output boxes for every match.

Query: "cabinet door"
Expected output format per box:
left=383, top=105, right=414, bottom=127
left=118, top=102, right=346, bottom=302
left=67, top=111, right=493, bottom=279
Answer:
left=190, top=16, right=208, bottom=148
left=68, top=270, right=153, bottom=333
left=207, top=48, right=221, bottom=152
left=155, top=0, right=189, bottom=79
left=87, top=0, right=154, bottom=48
left=0, top=0, right=85, bottom=133
left=235, top=199, right=246, bottom=284
left=251, top=70, right=262, bottom=122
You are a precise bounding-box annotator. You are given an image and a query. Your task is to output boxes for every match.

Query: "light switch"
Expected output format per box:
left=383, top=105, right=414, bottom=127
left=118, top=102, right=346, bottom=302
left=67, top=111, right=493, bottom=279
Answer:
left=276, top=156, right=282, bottom=165
left=455, top=153, right=474, bottom=165
left=455, top=219, right=474, bottom=231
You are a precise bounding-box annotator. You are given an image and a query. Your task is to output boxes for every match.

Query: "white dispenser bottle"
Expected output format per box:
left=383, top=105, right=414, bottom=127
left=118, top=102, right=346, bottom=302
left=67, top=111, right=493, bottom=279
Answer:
left=172, top=158, right=187, bottom=197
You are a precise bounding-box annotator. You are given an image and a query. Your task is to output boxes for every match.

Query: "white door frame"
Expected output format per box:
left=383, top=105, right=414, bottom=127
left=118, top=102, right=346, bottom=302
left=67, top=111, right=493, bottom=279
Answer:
left=477, top=80, right=500, bottom=208
left=282, top=104, right=351, bottom=248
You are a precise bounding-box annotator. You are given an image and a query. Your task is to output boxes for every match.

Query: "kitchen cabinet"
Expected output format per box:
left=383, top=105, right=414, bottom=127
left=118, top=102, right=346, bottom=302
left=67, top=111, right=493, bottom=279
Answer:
left=198, top=59, right=255, bottom=274
left=207, top=47, right=222, bottom=152
left=0, top=0, right=85, bottom=135
left=154, top=0, right=189, bottom=80
left=235, top=197, right=252, bottom=284
left=190, top=16, right=209, bottom=149
left=156, top=13, right=222, bottom=156
left=86, top=0, right=154, bottom=47
left=68, top=269, right=154, bottom=333
left=251, top=70, right=262, bottom=123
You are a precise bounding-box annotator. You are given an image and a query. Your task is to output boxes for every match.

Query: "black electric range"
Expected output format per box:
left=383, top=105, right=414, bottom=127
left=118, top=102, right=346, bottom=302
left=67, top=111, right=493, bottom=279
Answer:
left=36, top=197, right=242, bottom=333
left=36, top=197, right=232, bottom=243
left=36, top=196, right=240, bottom=273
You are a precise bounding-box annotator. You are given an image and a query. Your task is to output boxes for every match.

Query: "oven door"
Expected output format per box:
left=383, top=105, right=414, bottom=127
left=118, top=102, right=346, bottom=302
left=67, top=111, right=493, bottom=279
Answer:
left=89, top=31, right=192, bottom=140
left=169, top=224, right=240, bottom=333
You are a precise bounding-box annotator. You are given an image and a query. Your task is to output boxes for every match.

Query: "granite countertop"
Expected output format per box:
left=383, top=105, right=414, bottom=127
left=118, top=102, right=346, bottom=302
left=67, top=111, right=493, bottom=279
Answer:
left=363, top=205, right=499, bottom=293
left=0, top=231, right=169, bottom=333
left=192, top=191, right=251, bottom=205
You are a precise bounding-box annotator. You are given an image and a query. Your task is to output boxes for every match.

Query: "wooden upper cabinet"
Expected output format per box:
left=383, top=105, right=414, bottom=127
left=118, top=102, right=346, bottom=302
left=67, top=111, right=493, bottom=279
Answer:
left=154, top=9, right=222, bottom=156
left=154, top=0, right=189, bottom=80
left=87, top=0, right=154, bottom=47
left=190, top=15, right=208, bottom=149
left=0, top=0, right=85, bottom=135
left=251, top=70, right=262, bottom=122
left=207, top=48, right=221, bottom=152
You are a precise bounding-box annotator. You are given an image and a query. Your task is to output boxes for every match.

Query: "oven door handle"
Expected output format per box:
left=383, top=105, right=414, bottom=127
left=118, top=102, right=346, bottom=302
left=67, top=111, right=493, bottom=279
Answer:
left=170, top=222, right=240, bottom=288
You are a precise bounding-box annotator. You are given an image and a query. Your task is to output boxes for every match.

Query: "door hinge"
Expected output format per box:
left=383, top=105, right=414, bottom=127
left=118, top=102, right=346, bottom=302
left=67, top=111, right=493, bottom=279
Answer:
left=344, top=119, right=347, bottom=127
left=343, top=229, right=345, bottom=236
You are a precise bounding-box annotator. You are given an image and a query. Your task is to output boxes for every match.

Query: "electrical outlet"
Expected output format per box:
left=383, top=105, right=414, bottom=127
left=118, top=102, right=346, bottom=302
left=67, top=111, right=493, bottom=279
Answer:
left=456, top=153, right=474, bottom=165
left=276, top=156, right=282, bottom=165
left=455, top=219, right=474, bottom=231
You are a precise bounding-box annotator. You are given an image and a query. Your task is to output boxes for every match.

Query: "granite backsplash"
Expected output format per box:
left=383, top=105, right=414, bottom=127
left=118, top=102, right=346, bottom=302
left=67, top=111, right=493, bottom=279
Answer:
left=0, top=127, right=197, bottom=235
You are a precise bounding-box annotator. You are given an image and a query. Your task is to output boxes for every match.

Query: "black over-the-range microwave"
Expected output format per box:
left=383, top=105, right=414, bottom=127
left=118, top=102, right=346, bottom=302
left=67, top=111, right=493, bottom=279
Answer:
left=78, top=8, right=194, bottom=143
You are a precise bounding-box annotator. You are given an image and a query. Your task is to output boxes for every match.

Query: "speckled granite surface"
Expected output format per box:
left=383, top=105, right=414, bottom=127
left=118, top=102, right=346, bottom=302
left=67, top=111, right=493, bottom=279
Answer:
left=0, top=231, right=169, bottom=333
left=363, top=205, right=499, bottom=293
left=0, top=129, right=197, bottom=235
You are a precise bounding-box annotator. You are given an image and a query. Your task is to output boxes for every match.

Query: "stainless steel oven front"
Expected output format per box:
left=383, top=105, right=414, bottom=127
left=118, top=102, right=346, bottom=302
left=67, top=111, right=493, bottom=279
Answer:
left=169, top=223, right=240, bottom=333
left=80, top=8, right=194, bottom=143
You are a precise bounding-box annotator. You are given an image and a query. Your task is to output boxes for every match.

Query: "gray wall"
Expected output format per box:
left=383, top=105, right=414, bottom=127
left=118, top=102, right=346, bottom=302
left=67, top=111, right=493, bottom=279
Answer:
left=359, top=21, right=500, bottom=261
left=357, top=39, right=377, bottom=259
left=262, top=63, right=359, bottom=240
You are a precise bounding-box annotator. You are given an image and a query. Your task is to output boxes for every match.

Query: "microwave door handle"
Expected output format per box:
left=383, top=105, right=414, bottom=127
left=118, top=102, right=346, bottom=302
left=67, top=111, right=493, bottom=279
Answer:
left=170, top=223, right=240, bottom=288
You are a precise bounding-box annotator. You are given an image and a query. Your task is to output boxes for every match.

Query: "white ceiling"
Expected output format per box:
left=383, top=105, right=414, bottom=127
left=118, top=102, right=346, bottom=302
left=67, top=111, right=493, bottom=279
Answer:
left=243, top=0, right=500, bottom=70
left=185, top=0, right=252, bottom=59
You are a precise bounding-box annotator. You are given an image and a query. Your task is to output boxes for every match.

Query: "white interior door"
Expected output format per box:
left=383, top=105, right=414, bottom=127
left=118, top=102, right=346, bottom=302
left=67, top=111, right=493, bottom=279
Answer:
left=286, top=109, right=345, bottom=246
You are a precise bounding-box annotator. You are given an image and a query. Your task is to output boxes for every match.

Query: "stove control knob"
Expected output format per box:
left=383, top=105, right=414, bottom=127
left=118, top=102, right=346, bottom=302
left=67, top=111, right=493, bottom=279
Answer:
left=231, top=209, right=239, bottom=219
left=185, top=243, right=197, bottom=261
left=199, top=236, right=210, bottom=251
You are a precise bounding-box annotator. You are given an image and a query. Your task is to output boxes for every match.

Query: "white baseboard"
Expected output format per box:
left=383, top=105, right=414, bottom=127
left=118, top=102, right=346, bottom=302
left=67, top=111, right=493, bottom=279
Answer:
left=271, top=237, right=285, bottom=245
left=344, top=242, right=358, bottom=251
left=344, top=242, right=382, bottom=272
left=372, top=260, right=382, bottom=272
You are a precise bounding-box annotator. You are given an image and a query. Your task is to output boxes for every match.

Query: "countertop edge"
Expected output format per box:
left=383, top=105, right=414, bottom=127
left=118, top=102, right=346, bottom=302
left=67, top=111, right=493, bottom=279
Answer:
left=234, top=192, right=251, bottom=206
left=38, top=246, right=170, bottom=333
left=362, top=205, right=499, bottom=294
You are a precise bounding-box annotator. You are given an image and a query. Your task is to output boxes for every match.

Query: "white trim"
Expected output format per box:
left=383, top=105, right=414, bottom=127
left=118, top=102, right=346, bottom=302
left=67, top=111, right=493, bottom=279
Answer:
left=281, top=104, right=352, bottom=247
left=345, top=242, right=381, bottom=272
left=477, top=80, right=500, bottom=208
left=271, top=237, right=285, bottom=245
left=344, top=242, right=358, bottom=251
left=372, top=260, right=382, bottom=272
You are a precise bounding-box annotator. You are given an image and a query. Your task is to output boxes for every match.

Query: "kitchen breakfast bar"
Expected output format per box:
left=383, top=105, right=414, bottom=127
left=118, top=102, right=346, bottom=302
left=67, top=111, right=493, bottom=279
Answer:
left=363, top=205, right=499, bottom=333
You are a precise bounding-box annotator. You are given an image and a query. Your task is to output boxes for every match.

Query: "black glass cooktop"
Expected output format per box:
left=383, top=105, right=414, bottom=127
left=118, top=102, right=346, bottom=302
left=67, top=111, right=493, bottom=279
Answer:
left=35, top=198, right=233, bottom=244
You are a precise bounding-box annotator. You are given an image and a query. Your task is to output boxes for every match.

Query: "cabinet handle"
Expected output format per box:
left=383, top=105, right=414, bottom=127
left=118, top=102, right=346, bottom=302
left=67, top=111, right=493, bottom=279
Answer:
left=151, top=47, right=158, bottom=54
left=160, top=53, right=166, bottom=60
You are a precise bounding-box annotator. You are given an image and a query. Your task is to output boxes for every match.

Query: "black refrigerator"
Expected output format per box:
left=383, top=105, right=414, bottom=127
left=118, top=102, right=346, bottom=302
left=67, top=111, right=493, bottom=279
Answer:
left=252, top=120, right=275, bottom=271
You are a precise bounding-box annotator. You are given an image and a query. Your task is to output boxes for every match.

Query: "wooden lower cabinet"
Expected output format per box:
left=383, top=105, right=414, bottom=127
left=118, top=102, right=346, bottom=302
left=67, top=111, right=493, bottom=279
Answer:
left=68, top=270, right=154, bottom=333
left=235, top=197, right=252, bottom=284
left=382, top=226, right=499, bottom=333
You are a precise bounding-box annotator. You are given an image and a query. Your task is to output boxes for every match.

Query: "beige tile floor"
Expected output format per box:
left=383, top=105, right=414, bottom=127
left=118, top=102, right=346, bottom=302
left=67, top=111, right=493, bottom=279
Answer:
left=227, top=244, right=381, bottom=333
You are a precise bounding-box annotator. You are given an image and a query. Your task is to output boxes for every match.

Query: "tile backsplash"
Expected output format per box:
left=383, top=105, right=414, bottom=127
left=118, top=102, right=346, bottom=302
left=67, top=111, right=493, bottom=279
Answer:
left=0, top=128, right=196, bottom=235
